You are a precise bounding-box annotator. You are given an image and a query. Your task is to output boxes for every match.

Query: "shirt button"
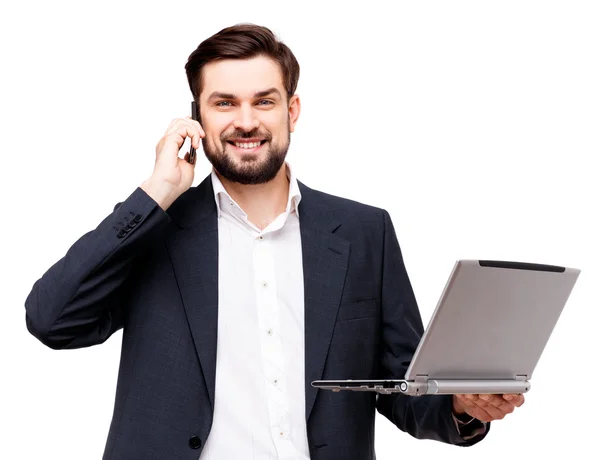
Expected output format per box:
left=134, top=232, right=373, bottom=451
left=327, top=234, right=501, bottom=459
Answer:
left=262, top=281, right=268, bottom=288
left=258, top=235, right=264, bottom=240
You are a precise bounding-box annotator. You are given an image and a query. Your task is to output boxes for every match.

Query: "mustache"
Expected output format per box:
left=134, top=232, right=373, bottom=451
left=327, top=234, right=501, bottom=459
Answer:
left=221, top=130, right=272, bottom=142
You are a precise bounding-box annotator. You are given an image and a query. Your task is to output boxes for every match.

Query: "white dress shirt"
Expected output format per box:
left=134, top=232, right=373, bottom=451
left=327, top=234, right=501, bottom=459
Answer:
left=199, top=163, right=310, bottom=460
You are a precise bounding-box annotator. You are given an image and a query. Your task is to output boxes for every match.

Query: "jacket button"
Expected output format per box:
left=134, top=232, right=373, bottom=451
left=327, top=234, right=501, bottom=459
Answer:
left=117, top=229, right=127, bottom=238
left=133, top=213, right=143, bottom=223
left=189, top=435, right=202, bottom=449
left=127, top=220, right=137, bottom=229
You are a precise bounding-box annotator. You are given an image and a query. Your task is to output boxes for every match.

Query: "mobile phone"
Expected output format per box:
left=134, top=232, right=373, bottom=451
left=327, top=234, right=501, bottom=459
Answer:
left=188, top=100, right=198, bottom=164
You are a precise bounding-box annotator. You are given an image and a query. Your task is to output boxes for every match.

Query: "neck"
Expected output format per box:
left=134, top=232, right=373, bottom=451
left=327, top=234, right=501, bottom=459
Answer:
left=216, top=164, right=291, bottom=230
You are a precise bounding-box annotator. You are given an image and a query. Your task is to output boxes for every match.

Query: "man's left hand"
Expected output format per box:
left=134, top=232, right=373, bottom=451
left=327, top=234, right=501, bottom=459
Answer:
left=452, top=394, right=525, bottom=423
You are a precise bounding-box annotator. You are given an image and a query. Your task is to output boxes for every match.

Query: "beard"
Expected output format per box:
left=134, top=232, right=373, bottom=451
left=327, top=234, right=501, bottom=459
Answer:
left=201, top=122, right=290, bottom=185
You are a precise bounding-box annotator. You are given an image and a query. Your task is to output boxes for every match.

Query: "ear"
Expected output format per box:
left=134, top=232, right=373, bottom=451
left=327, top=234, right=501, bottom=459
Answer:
left=288, top=94, right=301, bottom=133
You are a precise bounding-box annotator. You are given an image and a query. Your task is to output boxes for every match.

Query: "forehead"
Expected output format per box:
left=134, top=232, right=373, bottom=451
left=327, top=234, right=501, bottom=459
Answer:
left=200, top=55, right=285, bottom=98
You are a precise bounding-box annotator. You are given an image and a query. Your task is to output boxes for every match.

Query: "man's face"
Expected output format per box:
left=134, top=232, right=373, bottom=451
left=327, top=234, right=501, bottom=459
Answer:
left=198, top=55, right=300, bottom=185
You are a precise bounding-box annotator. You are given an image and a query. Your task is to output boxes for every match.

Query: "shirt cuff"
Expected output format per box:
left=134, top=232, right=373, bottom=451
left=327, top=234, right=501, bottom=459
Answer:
left=451, top=413, right=488, bottom=441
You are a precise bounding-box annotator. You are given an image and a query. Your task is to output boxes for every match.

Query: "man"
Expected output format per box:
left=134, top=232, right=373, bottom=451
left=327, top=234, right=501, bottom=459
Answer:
left=25, top=23, right=523, bottom=459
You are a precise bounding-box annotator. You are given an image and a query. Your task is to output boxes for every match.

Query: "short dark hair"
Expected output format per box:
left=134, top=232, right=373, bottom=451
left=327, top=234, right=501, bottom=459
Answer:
left=185, top=23, right=300, bottom=106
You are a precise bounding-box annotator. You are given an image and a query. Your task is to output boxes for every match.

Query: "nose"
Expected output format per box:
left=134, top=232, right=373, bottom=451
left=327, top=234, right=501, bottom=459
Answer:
left=232, top=104, right=260, bottom=132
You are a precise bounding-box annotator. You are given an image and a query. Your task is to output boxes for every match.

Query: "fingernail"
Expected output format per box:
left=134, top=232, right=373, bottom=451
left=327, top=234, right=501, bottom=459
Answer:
left=505, top=394, right=513, bottom=401
left=481, top=395, right=490, bottom=401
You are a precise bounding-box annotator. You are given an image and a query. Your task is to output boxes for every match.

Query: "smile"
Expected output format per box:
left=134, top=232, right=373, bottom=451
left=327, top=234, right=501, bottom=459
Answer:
left=227, top=140, right=268, bottom=152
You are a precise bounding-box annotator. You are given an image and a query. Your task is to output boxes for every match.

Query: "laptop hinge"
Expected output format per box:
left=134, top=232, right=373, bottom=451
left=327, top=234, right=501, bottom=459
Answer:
left=516, top=374, right=528, bottom=381
left=416, top=374, right=429, bottom=383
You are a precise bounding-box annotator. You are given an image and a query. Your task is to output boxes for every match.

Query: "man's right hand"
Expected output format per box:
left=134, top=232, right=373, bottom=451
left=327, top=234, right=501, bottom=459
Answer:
left=141, top=116, right=205, bottom=211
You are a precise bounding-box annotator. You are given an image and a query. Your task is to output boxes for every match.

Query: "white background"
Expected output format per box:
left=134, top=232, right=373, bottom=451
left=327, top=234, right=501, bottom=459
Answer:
left=1, top=0, right=599, bottom=458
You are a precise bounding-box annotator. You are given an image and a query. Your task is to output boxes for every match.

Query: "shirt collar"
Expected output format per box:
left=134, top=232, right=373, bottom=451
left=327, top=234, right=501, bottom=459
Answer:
left=211, top=161, right=302, bottom=218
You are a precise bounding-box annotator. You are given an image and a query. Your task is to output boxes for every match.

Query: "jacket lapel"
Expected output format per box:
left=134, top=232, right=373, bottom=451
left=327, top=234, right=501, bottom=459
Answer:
left=163, top=177, right=350, bottom=424
left=165, top=176, right=219, bottom=411
left=298, top=183, right=350, bottom=422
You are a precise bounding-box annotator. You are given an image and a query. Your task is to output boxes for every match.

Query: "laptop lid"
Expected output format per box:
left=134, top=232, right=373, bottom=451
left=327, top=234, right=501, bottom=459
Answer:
left=405, top=260, right=580, bottom=381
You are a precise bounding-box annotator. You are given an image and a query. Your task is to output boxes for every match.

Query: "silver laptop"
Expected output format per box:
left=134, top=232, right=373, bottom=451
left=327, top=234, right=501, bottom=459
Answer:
left=312, top=259, right=580, bottom=396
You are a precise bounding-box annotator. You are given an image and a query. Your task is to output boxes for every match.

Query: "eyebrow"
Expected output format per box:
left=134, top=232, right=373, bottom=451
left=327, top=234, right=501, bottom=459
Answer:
left=206, top=87, right=282, bottom=102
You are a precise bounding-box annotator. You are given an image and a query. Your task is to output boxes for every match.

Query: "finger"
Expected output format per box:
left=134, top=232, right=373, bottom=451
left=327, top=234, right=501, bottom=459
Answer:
left=460, top=402, right=494, bottom=423
left=166, top=117, right=205, bottom=137
left=165, top=124, right=202, bottom=151
left=453, top=394, right=470, bottom=414
left=471, top=395, right=507, bottom=420
left=179, top=118, right=206, bottom=139
left=165, top=119, right=196, bottom=137
left=467, top=406, right=493, bottom=423
left=164, top=117, right=180, bottom=135
left=456, top=395, right=493, bottom=423
left=166, top=120, right=204, bottom=148
left=454, top=394, right=470, bottom=406
left=480, top=394, right=515, bottom=414
left=456, top=394, right=481, bottom=408
left=190, top=119, right=206, bottom=137
left=503, top=393, right=525, bottom=407
left=459, top=393, right=480, bottom=408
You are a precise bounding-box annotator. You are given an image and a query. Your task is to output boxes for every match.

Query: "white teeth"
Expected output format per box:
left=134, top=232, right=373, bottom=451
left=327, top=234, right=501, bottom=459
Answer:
left=234, top=141, right=261, bottom=149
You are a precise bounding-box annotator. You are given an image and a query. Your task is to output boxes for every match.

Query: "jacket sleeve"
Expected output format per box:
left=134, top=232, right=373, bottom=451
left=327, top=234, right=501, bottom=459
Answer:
left=24, top=187, right=171, bottom=350
left=375, top=209, right=489, bottom=446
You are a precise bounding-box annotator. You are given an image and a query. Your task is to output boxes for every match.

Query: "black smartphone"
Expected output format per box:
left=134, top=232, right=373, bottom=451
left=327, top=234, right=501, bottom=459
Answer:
left=188, top=100, right=198, bottom=164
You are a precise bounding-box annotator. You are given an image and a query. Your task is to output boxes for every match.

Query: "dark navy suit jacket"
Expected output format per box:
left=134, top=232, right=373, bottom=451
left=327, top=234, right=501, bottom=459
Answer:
left=25, top=175, right=488, bottom=459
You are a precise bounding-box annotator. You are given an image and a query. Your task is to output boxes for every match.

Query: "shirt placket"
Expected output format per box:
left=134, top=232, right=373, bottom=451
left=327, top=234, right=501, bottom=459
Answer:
left=253, top=234, right=295, bottom=457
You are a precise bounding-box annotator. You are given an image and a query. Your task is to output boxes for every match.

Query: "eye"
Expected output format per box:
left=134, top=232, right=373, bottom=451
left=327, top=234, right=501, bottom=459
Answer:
left=257, top=100, right=274, bottom=105
left=215, top=101, right=233, bottom=107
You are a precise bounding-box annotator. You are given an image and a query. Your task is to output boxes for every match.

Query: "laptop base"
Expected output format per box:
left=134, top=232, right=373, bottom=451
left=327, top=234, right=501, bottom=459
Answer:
left=311, top=379, right=531, bottom=396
